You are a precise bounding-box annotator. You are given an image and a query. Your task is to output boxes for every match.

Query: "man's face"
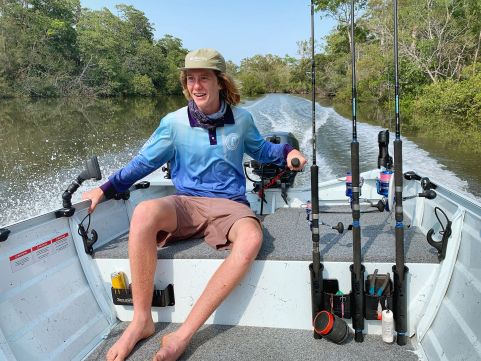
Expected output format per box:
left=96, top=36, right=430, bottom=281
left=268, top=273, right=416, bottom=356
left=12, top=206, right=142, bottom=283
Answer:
left=186, top=69, right=222, bottom=115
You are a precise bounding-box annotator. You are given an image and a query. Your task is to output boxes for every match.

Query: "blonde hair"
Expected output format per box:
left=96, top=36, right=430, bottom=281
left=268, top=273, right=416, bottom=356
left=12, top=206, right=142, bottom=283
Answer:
left=180, top=70, right=241, bottom=106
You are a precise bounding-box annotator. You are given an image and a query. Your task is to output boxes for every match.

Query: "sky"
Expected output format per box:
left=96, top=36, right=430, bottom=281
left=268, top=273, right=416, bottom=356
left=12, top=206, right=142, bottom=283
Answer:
left=79, top=0, right=337, bottom=65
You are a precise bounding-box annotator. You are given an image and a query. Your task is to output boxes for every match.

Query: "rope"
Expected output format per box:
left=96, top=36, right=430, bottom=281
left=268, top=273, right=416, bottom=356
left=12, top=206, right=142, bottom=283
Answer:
left=258, top=168, right=288, bottom=200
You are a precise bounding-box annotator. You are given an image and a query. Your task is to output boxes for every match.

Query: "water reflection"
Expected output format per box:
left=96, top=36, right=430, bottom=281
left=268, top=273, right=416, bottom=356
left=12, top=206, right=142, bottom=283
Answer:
left=1, top=96, right=185, bottom=178
left=0, top=96, right=185, bottom=225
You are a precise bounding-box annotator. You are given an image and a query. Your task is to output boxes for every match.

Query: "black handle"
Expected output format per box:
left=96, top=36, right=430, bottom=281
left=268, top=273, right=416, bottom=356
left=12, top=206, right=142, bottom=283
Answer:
left=404, top=171, right=421, bottom=181
left=419, top=189, right=437, bottom=200
left=291, top=157, right=300, bottom=168
left=421, top=177, right=437, bottom=190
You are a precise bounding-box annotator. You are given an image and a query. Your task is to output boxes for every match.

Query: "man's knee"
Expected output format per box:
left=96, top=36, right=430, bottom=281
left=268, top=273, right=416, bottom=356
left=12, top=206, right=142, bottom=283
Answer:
left=131, top=198, right=177, bottom=233
left=230, top=218, right=263, bottom=264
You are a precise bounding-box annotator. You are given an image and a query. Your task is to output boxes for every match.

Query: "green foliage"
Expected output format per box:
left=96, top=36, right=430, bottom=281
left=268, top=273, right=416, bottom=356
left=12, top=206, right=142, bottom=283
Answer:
left=129, top=74, right=155, bottom=96
left=238, top=72, right=266, bottom=96
left=237, top=54, right=297, bottom=96
left=0, top=1, right=187, bottom=97
left=409, top=74, right=481, bottom=125
left=0, top=0, right=81, bottom=97
left=156, top=35, right=188, bottom=95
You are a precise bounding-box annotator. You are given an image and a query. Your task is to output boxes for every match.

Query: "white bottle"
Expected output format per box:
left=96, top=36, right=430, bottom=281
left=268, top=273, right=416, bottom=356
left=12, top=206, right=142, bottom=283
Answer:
left=382, top=309, right=394, bottom=343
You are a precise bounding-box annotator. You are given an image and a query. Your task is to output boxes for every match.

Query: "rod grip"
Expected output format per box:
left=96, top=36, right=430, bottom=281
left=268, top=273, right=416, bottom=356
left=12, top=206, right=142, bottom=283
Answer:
left=310, top=165, right=319, bottom=212
left=350, top=141, right=360, bottom=220
left=352, top=225, right=362, bottom=277
left=393, top=139, right=405, bottom=275
left=395, top=225, right=405, bottom=274
left=394, top=139, right=403, bottom=221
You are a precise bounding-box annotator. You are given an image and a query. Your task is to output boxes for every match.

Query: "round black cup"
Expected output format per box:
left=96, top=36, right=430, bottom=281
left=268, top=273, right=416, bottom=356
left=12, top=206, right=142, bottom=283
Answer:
left=314, top=310, right=350, bottom=344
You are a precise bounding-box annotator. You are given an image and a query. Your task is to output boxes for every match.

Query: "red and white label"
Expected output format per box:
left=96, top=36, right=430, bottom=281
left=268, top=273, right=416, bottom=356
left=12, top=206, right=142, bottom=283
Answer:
left=32, top=240, right=52, bottom=262
left=51, top=232, right=69, bottom=254
left=9, top=249, right=33, bottom=272
left=9, top=232, right=70, bottom=273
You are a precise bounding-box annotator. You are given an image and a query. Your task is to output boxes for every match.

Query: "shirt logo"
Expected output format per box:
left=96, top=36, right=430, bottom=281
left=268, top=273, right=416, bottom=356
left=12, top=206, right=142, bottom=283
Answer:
left=224, top=133, right=240, bottom=151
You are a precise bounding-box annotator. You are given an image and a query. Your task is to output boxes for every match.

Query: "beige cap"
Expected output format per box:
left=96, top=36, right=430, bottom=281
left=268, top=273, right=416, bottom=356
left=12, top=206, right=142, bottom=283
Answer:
left=181, top=48, right=226, bottom=73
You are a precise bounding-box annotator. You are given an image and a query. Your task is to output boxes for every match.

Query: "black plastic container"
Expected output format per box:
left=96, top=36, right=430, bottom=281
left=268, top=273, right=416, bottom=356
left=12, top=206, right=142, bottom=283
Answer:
left=313, top=310, right=351, bottom=344
left=111, top=284, right=175, bottom=307
left=322, top=279, right=351, bottom=319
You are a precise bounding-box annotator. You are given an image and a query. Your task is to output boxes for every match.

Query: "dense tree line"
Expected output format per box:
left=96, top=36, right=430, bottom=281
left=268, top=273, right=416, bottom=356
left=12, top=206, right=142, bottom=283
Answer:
left=311, top=0, right=481, bottom=146
left=2, top=0, right=481, bottom=147
left=238, top=0, right=481, bottom=148
left=0, top=1, right=187, bottom=97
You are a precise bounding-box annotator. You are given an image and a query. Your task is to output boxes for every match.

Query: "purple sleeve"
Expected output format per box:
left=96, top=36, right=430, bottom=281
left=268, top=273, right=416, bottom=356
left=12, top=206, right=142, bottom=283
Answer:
left=100, top=180, right=117, bottom=199
left=283, top=144, right=295, bottom=159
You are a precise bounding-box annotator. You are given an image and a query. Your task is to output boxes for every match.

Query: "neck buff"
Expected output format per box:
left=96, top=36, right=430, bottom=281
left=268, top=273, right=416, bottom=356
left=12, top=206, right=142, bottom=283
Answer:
left=188, top=98, right=227, bottom=130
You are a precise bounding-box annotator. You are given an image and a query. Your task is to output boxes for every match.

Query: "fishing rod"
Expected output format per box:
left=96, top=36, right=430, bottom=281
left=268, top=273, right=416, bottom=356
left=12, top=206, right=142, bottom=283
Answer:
left=392, top=0, right=408, bottom=346
left=308, top=0, right=324, bottom=340
left=349, top=0, right=365, bottom=343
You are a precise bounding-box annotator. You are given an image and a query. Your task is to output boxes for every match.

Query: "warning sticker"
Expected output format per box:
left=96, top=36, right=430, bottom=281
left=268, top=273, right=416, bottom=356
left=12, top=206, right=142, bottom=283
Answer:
left=9, top=232, right=70, bottom=273
left=9, top=249, right=34, bottom=273
left=32, top=240, right=52, bottom=263
left=51, top=233, right=69, bottom=254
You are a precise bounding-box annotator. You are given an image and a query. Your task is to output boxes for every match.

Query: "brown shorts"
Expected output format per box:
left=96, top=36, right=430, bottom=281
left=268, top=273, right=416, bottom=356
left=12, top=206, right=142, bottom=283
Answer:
left=156, top=195, right=261, bottom=250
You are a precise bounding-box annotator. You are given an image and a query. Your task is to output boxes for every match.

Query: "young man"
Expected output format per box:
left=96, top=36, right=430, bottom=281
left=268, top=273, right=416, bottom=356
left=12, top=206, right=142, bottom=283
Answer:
left=83, top=48, right=306, bottom=361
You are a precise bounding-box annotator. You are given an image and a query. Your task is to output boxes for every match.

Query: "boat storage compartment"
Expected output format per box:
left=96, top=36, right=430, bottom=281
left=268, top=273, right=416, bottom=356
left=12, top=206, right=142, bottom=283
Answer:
left=322, top=279, right=351, bottom=319
left=111, top=284, right=175, bottom=307
left=364, top=274, right=393, bottom=320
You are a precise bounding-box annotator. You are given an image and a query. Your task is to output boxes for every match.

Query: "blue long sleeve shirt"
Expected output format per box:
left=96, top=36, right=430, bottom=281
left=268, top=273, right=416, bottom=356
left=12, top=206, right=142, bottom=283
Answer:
left=101, top=105, right=291, bottom=204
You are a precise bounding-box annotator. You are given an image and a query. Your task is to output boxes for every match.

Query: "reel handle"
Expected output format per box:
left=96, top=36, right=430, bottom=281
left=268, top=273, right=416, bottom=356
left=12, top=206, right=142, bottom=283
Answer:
left=332, top=222, right=344, bottom=234
left=291, top=157, right=300, bottom=168
left=319, top=221, right=344, bottom=234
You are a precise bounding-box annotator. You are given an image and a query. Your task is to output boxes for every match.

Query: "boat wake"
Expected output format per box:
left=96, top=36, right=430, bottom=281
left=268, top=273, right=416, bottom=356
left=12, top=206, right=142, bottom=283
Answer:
left=248, top=94, right=471, bottom=195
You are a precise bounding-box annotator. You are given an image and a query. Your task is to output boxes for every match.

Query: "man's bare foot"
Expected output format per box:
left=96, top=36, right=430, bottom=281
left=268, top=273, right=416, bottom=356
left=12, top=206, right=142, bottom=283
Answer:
left=106, top=318, right=155, bottom=361
left=152, top=332, right=190, bottom=361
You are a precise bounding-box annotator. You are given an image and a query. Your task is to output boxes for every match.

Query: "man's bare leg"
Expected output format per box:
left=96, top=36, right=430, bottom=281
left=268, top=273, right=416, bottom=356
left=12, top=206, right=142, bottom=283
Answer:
left=153, top=217, right=262, bottom=361
left=107, top=198, right=177, bottom=361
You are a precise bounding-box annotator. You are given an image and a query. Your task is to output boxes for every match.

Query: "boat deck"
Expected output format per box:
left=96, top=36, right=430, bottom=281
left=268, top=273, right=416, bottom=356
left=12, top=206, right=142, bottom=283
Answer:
left=94, top=206, right=438, bottom=264
left=85, top=322, right=420, bottom=361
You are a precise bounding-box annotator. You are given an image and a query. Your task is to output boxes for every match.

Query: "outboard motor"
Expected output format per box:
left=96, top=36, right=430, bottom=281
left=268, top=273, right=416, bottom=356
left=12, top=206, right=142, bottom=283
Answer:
left=244, top=131, right=300, bottom=210
left=376, top=130, right=393, bottom=210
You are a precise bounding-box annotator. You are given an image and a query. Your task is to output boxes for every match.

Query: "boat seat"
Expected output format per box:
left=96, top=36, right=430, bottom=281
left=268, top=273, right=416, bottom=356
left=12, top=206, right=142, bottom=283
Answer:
left=94, top=206, right=439, bottom=264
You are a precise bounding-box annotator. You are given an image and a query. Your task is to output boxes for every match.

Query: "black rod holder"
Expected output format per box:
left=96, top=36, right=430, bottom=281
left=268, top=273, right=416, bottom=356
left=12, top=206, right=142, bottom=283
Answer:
left=56, top=156, right=102, bottom=218
left=393, top=265, right=409, bottom=345
left=350, top=264, right=365, bottom=342
left=310, top=262, right=324, bottom=339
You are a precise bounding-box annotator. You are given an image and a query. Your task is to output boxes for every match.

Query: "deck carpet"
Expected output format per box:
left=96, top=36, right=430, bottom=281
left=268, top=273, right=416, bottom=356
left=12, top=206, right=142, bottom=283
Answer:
left=85, top=322, right=420, bottom=361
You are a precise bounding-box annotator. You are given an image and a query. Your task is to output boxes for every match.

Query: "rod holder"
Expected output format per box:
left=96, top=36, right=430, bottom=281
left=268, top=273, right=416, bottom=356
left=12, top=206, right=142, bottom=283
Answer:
left=392, top=265, right=409, bottom=346
left=350, top=264, right=365, bottom=342
left=56, top=156, right=102, bottom=218
left=310, top=262, right=324, bottom=339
